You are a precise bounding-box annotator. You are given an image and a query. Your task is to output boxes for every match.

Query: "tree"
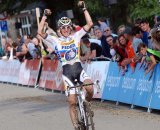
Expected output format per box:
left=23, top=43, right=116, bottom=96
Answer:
left=129, top=0, right=160, bottom=19
left=0, top=0, right=40, bottom=14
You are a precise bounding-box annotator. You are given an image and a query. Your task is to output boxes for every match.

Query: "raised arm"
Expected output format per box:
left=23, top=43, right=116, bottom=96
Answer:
left=78, top=1, right=93, bottom=31
left=38, top=9, right=52, bottom=38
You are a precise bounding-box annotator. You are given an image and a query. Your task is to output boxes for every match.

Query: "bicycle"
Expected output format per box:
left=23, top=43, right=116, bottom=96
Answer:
left=66, top=80, right=100, bottom=130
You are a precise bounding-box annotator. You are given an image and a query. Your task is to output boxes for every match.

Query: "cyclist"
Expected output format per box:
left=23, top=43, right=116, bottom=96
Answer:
left=38, top=1, right=94, bottom=130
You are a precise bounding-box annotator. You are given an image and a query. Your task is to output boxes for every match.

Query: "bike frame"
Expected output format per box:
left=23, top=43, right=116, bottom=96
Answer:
left=67, top=80, right=99, bottom=128
left=76, top=87, right=87, bottom=126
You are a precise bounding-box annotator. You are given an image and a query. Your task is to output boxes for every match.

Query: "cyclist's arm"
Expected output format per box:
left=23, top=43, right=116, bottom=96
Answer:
left=74, top=9, right=93, bottom=41
left=83, top=9, right=93, bottom=32
left=38, top=16, right=47, bottom=38
left=37, top=15, right=59, bottom=50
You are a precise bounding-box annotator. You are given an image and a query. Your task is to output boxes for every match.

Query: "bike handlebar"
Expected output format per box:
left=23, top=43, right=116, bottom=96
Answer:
left=69, top=80, right=100, bottom=89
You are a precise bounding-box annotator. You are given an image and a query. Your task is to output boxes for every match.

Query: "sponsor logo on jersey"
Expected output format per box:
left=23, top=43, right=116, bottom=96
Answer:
left=62, top=44, right=76, bottom=50
left=64, top=48, right=77, bottom=61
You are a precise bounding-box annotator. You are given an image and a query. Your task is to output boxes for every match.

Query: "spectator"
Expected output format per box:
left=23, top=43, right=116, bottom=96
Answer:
left=0, top=36, right=7, bottom=57
left=123, top=27, right=143, bottom=53
left=16, top=35, right=28, bottom=62
left=117, top=25, right=126, bottom=35
left=94, top=28, right=112, bottom=58
left=4, top=37, right=13, bottom=58
left=32, top=37, right=42, bottom=58
left=140, top=19, right=151, bottom=47
left=117, top=34, right=136, bottom=75
left=134, top=18, right=142, bottom=27
left=26, top=37, right=40, bottom=59
left=97, top=17, right=108, bottom=34
left=106, top=35, right=117, bottom=48
left=150, top=26, right=160, bottom=50
left=104, top=26, right=118, bottom=38
left=154, top=15, right=160, bottom=25
left=132, top=26, right=143, bottom=39
left=80, top=38, right=102, bottom=63
left=137, top=43, right=158, bottom=75
left=106, top=35, right=120, bottom=62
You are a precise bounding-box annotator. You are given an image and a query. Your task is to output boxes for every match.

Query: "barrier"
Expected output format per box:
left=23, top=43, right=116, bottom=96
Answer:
left=0, top=59, right=40, bottom=87
left=0, top=60, right=21, bottom=83
left=84, top=61, right=110, bottom=98
left=101, top=62, right=160, bottom=110
left=38, top=59, right=64, bottom=91
left=18, top=59, right=41, bottom=86
left=149, top=65, right=160, bottom=110
left=1, top=58, right=160, bottom=111
left=101, top=62, right=121, bottom=101
left=131, top=63, right=154, bottom=108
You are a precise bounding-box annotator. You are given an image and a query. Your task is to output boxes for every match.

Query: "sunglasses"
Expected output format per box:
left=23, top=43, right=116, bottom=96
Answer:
left=60, top=26, right=71, bottom=30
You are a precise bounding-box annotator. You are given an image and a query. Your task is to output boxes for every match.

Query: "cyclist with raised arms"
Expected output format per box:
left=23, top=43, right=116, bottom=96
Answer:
left=38, top=1, right=93, bottom=130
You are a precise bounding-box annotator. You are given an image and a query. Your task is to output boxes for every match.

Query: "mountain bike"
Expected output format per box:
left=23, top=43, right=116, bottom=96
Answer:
left=66, top=80, right=100, bottom=130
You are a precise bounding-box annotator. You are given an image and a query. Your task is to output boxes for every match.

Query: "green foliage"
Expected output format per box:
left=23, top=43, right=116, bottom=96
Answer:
left=0, top=0, right=40, bottom=13
left=129, top=0, right=160, bottom=19
left=74, top=0, right=108, bottom=17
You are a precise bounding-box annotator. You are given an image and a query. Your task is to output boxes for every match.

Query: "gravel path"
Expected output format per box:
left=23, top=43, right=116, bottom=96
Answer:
left=0, top=83, right=160, bottom=130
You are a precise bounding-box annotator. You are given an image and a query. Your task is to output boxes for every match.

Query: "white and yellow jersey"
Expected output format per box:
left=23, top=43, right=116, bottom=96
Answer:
left=45, top=28, right=86, bottom=66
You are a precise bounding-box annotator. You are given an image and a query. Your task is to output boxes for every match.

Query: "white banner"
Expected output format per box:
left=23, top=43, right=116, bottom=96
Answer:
left=84, top=61, right=110, bottom=98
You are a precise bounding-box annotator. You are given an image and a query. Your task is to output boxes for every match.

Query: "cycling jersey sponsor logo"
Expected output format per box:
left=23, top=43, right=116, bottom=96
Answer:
left=64, top=48, right=77, bottom=61
left=62, top=43, right=76, bottom=49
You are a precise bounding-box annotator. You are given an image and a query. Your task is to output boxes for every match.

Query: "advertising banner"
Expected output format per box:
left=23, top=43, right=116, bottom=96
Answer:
left=85, top=61, right=110, bottom=98
left=117, top=66, right=138, bottom=104
left=0, top=60, right=21, bottom=83
left=102, top=62, right=121, bottom=101
left=27, top=59, right=41, bottom=86
left=149, top=64, right=160, bottom=110
left=18, top=59, right=40, bottom=86
left=39, top=59, right=64, bottom=91
left=132, top=64, right=154, bottom=108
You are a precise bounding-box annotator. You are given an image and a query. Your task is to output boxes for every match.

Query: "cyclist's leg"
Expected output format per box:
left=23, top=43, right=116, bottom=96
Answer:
left=80, top=70, right=94, bottom=102
left=68, top=94, right=79, bottom=129
left=62, top=75, right=79, bottom=129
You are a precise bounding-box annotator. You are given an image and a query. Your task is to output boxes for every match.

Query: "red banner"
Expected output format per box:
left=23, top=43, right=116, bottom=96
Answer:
left=39, top=59, right=64, bottom=91
left=27, top=59, right=41, bottom=86
left=18, top=59, right=40, bottom=86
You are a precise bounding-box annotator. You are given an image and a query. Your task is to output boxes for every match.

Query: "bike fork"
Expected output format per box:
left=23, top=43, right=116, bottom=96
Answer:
left=77, top=96, right=87, bottom=126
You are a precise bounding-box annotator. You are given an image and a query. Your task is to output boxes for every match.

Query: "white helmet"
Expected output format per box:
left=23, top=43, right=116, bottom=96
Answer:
left=58, top=17, right=72, bottom=28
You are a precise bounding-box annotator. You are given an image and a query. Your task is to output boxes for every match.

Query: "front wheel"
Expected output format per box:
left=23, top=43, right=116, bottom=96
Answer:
left=84, top=101, right=95, bottom=130
left=77, top=101, right=95, bottom=130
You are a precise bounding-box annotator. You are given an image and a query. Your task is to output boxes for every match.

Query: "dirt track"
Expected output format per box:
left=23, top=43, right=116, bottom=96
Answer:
left=0, top=84, right=160, bottom=130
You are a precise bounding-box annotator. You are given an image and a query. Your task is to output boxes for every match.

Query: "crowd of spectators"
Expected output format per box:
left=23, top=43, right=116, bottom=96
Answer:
left=79, top=16, right=160, bottom=77
left=1, top=15, right=160, bottom=78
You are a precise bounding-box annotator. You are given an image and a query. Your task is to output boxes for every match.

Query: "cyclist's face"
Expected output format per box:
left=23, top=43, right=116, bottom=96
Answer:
left=60, top=25, right=72, bottom=37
